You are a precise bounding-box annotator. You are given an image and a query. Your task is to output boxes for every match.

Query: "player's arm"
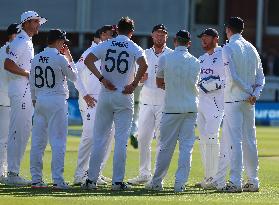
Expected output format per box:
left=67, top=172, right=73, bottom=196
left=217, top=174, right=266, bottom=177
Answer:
left=222, top=46, right=253, bottom=95
left=60, top=45, right=77, bottom=82
left=122, top=56, right=148, bottom=94
left=85, top=51, right=116, bottom=91
left=4, top=41, right=29, bottom=77
left=156, top=55, right=166, bottom=90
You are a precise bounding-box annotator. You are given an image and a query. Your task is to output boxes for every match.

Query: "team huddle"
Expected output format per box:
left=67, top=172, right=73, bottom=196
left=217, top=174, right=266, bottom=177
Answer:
left=0, top=11, right=265, bottom=193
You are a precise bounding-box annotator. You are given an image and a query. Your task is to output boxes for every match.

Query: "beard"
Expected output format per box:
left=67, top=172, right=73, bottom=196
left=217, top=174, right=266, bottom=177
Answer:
left=202, top=41, right=215, bottom=52
left=154, top=41, right=165, bottom=49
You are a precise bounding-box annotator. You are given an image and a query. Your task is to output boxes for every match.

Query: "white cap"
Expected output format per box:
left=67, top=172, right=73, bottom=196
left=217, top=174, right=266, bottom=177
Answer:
left=17, top=11, right=47, bottom=30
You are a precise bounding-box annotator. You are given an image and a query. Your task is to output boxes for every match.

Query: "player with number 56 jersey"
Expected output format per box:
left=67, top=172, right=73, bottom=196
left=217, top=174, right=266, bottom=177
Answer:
left=83, top=17, right=147, bottom=191
left=29, top=29, right=77, bottom=189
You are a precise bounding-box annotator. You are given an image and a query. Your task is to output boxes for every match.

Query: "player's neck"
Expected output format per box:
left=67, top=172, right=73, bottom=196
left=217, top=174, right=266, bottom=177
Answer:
left=207, top=45, right=218, bottom=55
left=153, top=45, right=165, bottom=54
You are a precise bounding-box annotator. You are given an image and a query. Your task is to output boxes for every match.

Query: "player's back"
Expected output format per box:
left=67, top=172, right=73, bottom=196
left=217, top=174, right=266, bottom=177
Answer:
left=92, top=35, right=144, bottom=91
left=30, top=47, right=77, bottom=99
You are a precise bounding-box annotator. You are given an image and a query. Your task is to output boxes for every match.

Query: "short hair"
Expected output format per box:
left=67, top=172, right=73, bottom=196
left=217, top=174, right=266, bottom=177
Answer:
left=226, top=17, right=244, bottom=34
left=117, top=17, right=134, bottom=34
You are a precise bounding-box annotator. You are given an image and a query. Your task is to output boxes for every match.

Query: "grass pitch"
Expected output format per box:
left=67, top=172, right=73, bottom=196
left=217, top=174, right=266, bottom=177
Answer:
left=0, top=126, right=278, bottom=205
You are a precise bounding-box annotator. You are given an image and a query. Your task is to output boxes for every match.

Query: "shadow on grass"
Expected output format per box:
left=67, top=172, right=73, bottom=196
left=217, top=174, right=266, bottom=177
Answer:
left=0, top=184, right=215, bottom=198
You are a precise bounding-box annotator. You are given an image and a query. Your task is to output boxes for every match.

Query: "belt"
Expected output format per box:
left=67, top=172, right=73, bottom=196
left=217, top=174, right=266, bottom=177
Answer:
left=225, top=100, right=245, bottom=103
left=164, top=112, right=195, bottom=114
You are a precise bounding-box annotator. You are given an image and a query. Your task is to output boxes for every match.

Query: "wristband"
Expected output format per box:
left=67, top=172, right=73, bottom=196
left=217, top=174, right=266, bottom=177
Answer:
left=99, top=76, right=104, bottom=82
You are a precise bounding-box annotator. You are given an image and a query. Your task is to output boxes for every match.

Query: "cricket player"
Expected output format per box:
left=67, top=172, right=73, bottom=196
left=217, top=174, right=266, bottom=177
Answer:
left=195, top=28, right=225, bottom=187
left=82, top=17, right=148, bottom=190
left=30, top=29, right=78, bottom=189
left=0, top=23, right=18, bottom=183
left=73, top=25, right=115, bottom=186
left=128, top=24, right=173, bottom=185
left=220, top=17, right=265, bottom=192
left=145, top=30, right=200, bottom=192
left=4, top=11, right=47, bottom=186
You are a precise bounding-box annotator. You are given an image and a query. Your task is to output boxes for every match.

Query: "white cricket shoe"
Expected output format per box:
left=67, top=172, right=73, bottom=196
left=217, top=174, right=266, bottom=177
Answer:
left=111, top=182, right=131, bottom=191
left=195, top=177, right=207, bottom=188
left=242, top=182, right=259, bottom=192
left=31, top=181, right=48, bottom=189
left=174, top=183, right=185, bottom=193
left=5, top=172, right=31, bottom=186
left=97, top=177, right=107, bottom=185
left=219, top=181, right=242, bottom=193
left=99, top=175, right=112, bottom=183
left=127, top=175, right=152, bottom=185
left=0, top=175, right=7, bottom=184
left=73, top=176, right=85, bottom=186
left=81, top=179, right=97, bottom=190
left=145, top=181, right=163, bottom=191
left=53, top=182, right=71, bottom=190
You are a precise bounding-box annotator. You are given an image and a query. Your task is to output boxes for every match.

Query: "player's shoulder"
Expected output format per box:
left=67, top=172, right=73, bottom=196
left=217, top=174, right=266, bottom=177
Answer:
left=164, top=46, right=173, bottom=54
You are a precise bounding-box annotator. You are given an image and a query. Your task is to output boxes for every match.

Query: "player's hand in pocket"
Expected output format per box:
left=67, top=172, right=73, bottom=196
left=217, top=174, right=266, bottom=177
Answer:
left=83, top=94, right=97, bottom=108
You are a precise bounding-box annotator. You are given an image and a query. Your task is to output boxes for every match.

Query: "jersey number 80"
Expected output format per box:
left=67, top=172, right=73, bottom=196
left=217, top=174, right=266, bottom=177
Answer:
left=35, top=66, right=55, bottom=88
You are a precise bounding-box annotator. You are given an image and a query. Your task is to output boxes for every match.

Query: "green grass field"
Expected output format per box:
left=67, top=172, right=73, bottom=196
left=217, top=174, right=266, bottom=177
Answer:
left=0, top=126, right=278, bottom=205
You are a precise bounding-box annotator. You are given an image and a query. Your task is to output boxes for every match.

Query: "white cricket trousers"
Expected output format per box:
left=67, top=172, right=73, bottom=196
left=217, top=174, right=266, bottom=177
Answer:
left=88, top=91, right=133, bottom=183
left=30, top=95, right=68, bottom=184
left=152, top=113, right=197, bottom=186
left=0, top=106, right=10, bottom=175
left=197, top=94, right=224, bottom=178
left=7, top=92, right=33, bottom=174
left=137, top=103, right=163, bottom=177
left=75, top=94, right=114, bottom=179
left=223, top=101, right=259, bottom=187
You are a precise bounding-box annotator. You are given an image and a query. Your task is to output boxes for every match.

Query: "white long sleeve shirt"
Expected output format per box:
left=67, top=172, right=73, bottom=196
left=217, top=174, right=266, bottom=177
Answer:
left=140, top=46, right=173, bottom=105
left=198, top=46, right=225, bottom=97
left=0, top=42, right=10, bottom=106
left=157, top=46, right=200, bottom=113
left=222, top=34, right=265, bottom=102
left=74, top=42, right=101, bottom=97
left=30, top=47, right=77, bottom=100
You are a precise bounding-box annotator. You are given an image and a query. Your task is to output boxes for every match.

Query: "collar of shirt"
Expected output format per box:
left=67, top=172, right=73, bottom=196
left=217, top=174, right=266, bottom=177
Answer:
left=115, top=35, right=130, bottom=40
left=44, top=47, right=59, bottom=54
left=174, top=46, right=188, bottom=52
left=229, top=33, right=243, bottom=42
left=152, top=45, right=167, bottom=57
left=19, top=30, right=32, bottom=40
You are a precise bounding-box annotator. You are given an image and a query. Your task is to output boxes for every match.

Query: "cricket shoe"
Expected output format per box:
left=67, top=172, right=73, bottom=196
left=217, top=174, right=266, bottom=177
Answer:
left=112, top=182, right=131, bottom=191
left=31, top=181, right=48, bottom=189
left=53, top=182, right=71, bottom=190
left=0, top=175, right=7, bottom=184
left=145, top=181, right=163, bottom=191
left=219, top=181, right=242, bottom=193
left=99, top=175, right=112, bottom=183
left=242, top=182, right=259, bottom=192
left=97, top=177, right=107, bottom=185
left=127, top=175, right=152, bottom=185
left=194, top=177, right=207, bottom=188
left=5, top=172, right=31, bottom=186
left=73, top=176, right=85, bottom=186
left=81, top=179, right=97, bottom=190
left=174, top=183, right=185, bottom=193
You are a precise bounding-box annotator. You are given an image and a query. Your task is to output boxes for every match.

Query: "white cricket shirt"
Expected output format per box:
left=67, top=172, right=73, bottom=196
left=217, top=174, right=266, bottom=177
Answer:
left=0, top=42, right=10, bottom=106
left=198, top=46, right=225, bottom=96
left=157, top=46, right=200, bottom=113
left=6, top=30, right=34, bottom=96
left=140, top=46, right=173, bottom=105
left=223, top=34, right=265, bottom=102
left=75, top=42, right=101, bottom=97
left=30, top=47, right=77, bottom=100
left=91, top=35, right=145, bottom=92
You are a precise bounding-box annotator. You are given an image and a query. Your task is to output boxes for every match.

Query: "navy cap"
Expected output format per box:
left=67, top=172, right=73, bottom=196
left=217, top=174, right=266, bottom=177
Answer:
left=176, top=30, right=191, bottom=40
left=225, top=17, right=244, bottom=31
left=152, top=24, right=168, bottom=33
left=48, top=29, right=69, bottom=43
left=6, top=23, right=18, bottom=36
left=197, top=28, right=219, bottom=38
